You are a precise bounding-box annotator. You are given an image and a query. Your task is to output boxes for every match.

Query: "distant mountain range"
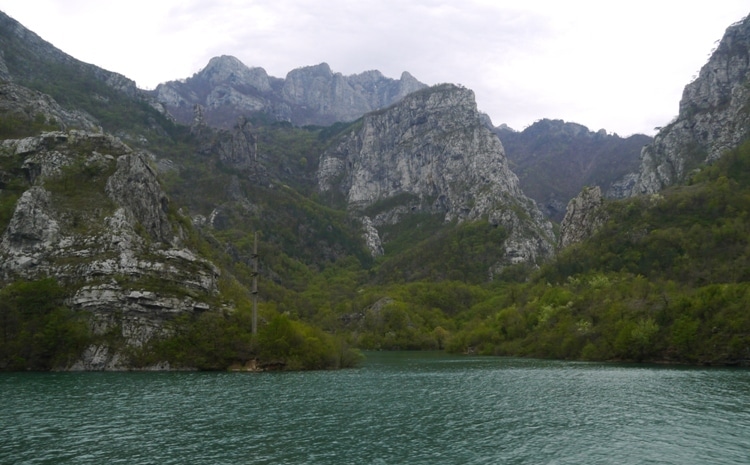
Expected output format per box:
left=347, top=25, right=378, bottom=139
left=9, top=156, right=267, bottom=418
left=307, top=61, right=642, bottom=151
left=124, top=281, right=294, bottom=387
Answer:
left=152, top=56, right=427, bottom=128
left=153, top=55, right=651, bottom=220
left=495, top=120, right=651, bottom=221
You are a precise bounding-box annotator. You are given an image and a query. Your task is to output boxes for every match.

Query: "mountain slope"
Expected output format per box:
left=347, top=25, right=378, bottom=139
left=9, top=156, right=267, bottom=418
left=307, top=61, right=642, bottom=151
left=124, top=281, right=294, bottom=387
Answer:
left=0, top=12, right=362, bottom=371
left=318, top=84, right=555, bottom=274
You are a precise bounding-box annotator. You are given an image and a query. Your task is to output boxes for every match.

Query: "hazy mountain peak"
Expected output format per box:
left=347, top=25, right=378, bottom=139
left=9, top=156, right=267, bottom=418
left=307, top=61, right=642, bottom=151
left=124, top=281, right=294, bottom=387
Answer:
left=155, top=57, right=427, bottom=127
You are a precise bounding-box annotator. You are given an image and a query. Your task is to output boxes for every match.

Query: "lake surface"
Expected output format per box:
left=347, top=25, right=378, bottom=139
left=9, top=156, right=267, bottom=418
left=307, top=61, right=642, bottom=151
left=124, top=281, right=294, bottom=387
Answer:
left=1, top=352, right=749, bottom=464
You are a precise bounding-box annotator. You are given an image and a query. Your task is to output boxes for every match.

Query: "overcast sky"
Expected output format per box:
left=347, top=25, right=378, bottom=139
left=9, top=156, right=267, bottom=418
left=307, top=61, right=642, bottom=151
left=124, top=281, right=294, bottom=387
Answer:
left=2, top=1, right=748, bottom=136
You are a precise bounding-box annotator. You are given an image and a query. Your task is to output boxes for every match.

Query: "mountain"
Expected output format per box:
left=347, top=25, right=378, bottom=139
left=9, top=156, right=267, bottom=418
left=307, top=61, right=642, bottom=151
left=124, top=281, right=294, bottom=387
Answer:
left=0, top=129, right=221, bottom=370
left=628, top=14, right=750, bottom=196
left=7, top=6, right=750, bottom=369
left=0, top=12, right=137, bottom=98
left=318, top=84, right=555, bottom=275
left=0, top=11, right=360, bottom=371
left=495, top=119, right=651, bottom=221
left=153, top=56, right=427, bottom=128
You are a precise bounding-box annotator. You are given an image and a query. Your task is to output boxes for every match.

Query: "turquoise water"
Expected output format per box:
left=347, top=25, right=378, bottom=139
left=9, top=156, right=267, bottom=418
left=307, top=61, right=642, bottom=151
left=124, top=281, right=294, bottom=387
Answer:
left=2, top=352, right=749, bottom=464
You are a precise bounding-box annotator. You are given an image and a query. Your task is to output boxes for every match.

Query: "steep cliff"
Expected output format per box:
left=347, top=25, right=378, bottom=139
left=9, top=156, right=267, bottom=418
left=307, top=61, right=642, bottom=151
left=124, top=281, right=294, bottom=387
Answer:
left=318, top=84, right=555, bottom=269
left=154, top=56, right=426, bottom=128
left=631, top=13, right=750, bottom=195
left=0, top=129, right=220, bottom=369
left=558, top=186, right=608, bottom=249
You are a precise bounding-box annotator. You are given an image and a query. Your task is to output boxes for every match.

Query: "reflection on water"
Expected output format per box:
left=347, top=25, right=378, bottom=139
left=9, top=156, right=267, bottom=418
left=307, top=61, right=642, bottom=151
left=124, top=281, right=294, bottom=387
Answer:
left=2, top=352, right=749, bottom=464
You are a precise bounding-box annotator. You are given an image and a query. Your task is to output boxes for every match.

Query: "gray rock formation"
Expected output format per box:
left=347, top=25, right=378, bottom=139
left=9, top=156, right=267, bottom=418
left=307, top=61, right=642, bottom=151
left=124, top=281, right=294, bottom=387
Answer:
left=361, top=216, right=384, bottom=257
left=0, top=130, right=220, bottom=369
left=630, top=14, right=750, bottom=195
left=281, top=63, right=425, bottom=125
left=558, top=186, right=608, bottom=249
left=154, top=56, right=427, bottom=128
left=318, top=84, right=555, bottom=269
left=189, top=111, right=266, bottom=182
left=214, top=116, right=258, bottom=171
left=106, top=152, right=173, bottom=243
left=0, top=82, right=99, bottom=132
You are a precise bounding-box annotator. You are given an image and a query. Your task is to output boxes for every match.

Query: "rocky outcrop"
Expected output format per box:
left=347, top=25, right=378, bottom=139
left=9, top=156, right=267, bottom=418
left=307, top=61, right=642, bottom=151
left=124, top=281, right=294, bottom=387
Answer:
left=0, top=82, right=99, bottom=132
left=188, top=110, right=267, bottom=183
left=154, top=56, right=427, bottom=128
left=280, top=63, right=425, bottom=125
left=106, top=152, right=173, bottom=243
left=213, top=116, right=258, bottom=171
left=630, top=14, right=750, bottom=195
left=558, top=186, right=608, bottom=249
left=495, top=119, right=650, bottom=220
left=0, top=130, right=220, bottom=369
left=362, top=216, right=384, bottom=257
left=318, top=84, right=555, bottom=269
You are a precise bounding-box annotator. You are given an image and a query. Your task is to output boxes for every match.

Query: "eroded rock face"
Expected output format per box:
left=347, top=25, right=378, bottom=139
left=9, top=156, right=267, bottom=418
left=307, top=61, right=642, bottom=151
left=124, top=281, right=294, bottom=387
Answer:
left=558, top=186, right=608, bottom=249
left=0, top=82, right=99, bottom=132
left=318, top=84, right=555, bottom=270
left=0, top=130, right=220, bottom=369
left=631, top=14, right=750, bottom=195
left=280, top=64, right=426, bottom=125
left=154, top=56, right=427, bottom=128
left=361, top=216, right=384, bottom=257
left=106, top=152, right=173, bottom=243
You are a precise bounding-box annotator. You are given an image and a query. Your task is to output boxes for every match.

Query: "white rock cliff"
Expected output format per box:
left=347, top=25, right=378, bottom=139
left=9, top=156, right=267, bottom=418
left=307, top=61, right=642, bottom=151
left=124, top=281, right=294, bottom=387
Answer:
left=318, top=84, right=555, bottom=268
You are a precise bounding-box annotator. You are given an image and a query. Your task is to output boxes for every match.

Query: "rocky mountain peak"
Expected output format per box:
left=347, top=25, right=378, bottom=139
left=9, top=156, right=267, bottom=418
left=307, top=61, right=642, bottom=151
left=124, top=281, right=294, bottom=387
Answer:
left=153, top=57, right=427, bottom=128
left=0, top=11, right=139, bottom=98
left=318, top=83, right=554, bottom=268
left=630, top=13, right=750, bottom=195
left=198, top=55, right=273, bottom=92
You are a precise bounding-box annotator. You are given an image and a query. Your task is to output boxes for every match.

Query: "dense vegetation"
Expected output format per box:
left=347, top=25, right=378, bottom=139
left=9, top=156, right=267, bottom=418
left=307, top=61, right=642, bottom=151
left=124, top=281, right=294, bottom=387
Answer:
left=0, top=276, right=361, bottom=371
left=6, top=108, right=750, bottom=368
left=0, top=279, right=90, bottom=370
left=447, top=140, right=750, bottom=364
left=190, top=136, right=750, bottom=366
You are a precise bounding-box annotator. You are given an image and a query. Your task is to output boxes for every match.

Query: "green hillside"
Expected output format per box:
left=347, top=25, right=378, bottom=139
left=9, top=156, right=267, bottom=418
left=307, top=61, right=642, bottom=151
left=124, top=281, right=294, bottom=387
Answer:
left=447, top=140, right=750, bottom=365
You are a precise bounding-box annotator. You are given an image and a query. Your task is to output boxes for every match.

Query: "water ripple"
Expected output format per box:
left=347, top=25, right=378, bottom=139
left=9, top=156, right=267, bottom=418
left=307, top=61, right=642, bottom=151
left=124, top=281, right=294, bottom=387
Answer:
left=2, top=355, right=750, bottom=464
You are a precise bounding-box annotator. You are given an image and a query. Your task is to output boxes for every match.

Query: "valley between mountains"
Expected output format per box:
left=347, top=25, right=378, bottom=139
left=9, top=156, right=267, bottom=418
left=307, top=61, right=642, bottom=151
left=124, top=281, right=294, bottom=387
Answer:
left=1, top=10, right=750, bottom=370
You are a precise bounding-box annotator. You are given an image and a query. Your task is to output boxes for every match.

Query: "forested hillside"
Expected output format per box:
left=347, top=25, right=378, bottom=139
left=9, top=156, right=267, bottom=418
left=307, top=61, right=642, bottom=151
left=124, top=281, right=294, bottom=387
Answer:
left=445, top=140, right=750, bottom=364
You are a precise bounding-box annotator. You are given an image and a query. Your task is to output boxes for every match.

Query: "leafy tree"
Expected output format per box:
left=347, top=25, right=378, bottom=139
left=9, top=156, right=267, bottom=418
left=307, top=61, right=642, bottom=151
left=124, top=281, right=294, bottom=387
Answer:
left=0, top=278, right=91, bottom=370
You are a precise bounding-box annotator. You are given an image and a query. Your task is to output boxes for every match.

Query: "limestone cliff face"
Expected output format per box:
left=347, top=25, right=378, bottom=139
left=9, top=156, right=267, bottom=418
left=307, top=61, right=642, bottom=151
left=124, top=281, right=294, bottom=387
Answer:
left=558, top=186, right=608, bottom=249
left=0, top=130, right=219, bottom=370
left=280, top=63, right=425, bottom=125
left=631, top=14, right=750, bottom=195
left=154, top=56, right=427, bottom=128
left=318, top=84, right=555, bottom=267
left=0, top=82, right=99, bottom=132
